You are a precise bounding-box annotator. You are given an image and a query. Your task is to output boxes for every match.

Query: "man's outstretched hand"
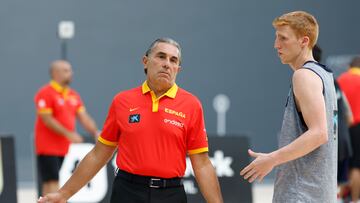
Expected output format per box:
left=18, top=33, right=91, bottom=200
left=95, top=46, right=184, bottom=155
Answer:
left=240, top=149, right=277, bottom=183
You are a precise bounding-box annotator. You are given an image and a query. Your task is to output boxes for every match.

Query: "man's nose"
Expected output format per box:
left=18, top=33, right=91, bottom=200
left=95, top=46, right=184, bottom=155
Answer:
left=274, top=39, right=280, bottom=49
left=162, top=58, right=171, bottom=69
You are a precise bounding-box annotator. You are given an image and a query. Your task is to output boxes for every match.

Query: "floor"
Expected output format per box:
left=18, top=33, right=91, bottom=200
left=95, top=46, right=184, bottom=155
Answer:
left=18, top=182, right=274, bottom=203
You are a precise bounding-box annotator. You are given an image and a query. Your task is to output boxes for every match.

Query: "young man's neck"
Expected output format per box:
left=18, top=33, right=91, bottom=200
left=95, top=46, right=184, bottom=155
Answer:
left=289, top=48, right=315, bottom=71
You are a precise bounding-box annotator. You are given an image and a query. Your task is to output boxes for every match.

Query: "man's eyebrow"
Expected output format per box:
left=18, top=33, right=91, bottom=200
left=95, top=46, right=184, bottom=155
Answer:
left=155, top=51, right=179, bottom=60
left=276, top=32, right=287, bottom=37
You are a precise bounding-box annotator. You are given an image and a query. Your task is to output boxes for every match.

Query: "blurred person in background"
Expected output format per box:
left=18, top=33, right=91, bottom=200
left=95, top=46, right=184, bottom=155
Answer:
left=34, top=60, right=99, bottom=196
left=338, top=56, right=360, bottom=203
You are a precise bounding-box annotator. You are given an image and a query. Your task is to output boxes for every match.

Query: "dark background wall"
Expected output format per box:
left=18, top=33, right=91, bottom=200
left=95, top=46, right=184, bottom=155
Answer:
left=0, top=0, right=359, bottom=182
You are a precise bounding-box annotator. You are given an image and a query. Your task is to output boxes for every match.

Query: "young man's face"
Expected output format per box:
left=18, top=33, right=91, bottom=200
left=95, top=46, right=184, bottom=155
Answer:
left=274, top=25, right=304, bottom=64
left=143, top=42, right=181, bottom=89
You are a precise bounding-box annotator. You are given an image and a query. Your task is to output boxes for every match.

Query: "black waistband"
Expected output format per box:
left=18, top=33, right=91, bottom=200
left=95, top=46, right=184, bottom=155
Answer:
left=116, top=169, right=183, bottom=188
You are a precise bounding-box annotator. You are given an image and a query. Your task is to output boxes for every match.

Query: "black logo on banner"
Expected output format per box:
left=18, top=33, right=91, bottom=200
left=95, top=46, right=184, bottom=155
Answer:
left=129, top=114, right=140, bottom=123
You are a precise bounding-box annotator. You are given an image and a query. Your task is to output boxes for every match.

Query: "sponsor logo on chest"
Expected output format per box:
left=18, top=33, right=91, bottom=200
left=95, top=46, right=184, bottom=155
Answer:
left=163, top=118, right=184, bottom=128
left=57, top=95, right=78, bottom=106
left=164, top=108, right=186, bottom=118
left=69, top=97, right=79, bottom=106
left=57, top=97, right=65, bottom=106
left=129, top=114, right=141, bottom=123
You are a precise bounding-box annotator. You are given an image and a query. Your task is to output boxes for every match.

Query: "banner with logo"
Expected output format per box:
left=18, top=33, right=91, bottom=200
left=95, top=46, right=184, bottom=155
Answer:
left=185, top=136, right=252, bottom=203
left=59, top=143, right=112, bottom=203
left=0, top=136, right=18, bottom=203
left=59, top=136, right=252, bottom=203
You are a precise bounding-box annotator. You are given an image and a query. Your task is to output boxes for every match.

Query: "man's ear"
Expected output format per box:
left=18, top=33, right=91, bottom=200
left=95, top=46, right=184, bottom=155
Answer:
left=300, top=36, right=310, bottom=48
left=142, top=56, right=148, bottom=74
left=142, top=55, right=148, bottom=66
left=177, top=66, right=182, bottom=73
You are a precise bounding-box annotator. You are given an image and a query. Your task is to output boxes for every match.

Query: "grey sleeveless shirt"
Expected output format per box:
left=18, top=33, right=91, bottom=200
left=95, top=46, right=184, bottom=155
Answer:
left=273, top=62, right=338, bottom=203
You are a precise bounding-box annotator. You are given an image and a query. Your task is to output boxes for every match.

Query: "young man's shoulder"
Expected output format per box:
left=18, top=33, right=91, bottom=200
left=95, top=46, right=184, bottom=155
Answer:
left=293, top=68, right=320, bottom=81
left=292, top=69, right=323, bottom=96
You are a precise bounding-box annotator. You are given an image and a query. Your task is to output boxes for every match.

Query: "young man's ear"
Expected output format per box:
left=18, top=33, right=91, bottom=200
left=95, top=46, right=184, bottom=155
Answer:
left=300, top=36, right=310, bottom=48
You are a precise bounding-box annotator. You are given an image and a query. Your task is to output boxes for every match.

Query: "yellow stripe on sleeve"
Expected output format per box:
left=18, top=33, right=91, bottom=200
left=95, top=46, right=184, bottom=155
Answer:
left=77, top=106, right=86, bottom=113
left=188, top=147, right=209, bottom=155
left=38, top=108, right=53, bottom=114
left=98, top=136, right=118, bottom=147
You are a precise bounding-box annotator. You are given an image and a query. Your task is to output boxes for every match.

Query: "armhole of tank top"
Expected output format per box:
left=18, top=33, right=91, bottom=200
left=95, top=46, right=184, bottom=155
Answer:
left=295, top=66, right=324, bottom=129
left=291, top=87, right=308, bottom=130
left=302, top=67, right=325, bottom=94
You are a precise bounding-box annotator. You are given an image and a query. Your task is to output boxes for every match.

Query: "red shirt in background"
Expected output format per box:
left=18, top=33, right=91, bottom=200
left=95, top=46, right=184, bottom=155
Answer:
left=34, top=80, right=84, bottom=156
left=338, top=67, right=360, bottom=125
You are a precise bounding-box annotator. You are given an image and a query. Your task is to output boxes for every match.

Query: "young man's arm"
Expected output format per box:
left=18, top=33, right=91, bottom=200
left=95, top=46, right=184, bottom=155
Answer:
left=38, top=141, right=116, bottom=203
left=241, top=69, right=328, bottom=182
left=190, top=152, right=223, bottom=203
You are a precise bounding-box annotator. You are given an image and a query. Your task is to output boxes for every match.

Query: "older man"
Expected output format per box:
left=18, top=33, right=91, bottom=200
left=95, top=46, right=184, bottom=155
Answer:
left=39, top=38, right=223, bottom=203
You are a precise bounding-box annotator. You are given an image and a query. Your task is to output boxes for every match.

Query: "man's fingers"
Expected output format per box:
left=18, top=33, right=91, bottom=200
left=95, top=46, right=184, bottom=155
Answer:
left=240, top=163, right=253, bottom=176
left=243, top=168, right=256, bottom=180
left=38, top=196, right=47, bottom=203
left=248, top=172, right=259, bottom=183
left=248, top=149, right=259, bottom=158
left=257, top=175, right=265, bottom=183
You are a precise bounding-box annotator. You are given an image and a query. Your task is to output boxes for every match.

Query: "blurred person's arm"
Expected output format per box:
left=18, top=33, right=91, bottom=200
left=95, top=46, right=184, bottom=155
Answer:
left=38, top=141, right=116, bottom=203
left=342, top=93, right=354, bottom=126
left=77, top=110, right=100, bottom=139
left=39, top=113, right=83, bottom=143
left=190, top=152, right=223, bottom=203
left=241, top=69, right=329, bottom=182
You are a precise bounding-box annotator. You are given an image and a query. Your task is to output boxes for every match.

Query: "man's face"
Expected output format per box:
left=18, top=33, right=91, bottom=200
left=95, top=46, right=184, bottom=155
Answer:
left=143, top=42, right=181, bottom=89
left=274, top=25, right=304, bottom=64
left=54, top=62, right=73, bottom=85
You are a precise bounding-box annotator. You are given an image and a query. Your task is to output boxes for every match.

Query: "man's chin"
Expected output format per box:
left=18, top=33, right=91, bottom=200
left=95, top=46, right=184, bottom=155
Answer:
left=157, top=79, right=173, bottom=88
left=64, top=80, right=72, bottom=86
left=280, top=58, right=289, bottom=65
left=157, top=77, right=170, bottom=83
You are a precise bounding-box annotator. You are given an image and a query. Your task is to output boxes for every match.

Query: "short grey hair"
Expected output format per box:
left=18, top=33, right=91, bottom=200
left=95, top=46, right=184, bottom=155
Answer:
left=145, top=38, right=182, bottom=64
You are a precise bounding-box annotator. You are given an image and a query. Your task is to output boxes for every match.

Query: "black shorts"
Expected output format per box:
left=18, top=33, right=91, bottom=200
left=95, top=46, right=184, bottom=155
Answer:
left=350, top=124, right=360, bottom=168
left=37, top=155, right=64, bottom=182
left=338, top=158, right=350, bottom=184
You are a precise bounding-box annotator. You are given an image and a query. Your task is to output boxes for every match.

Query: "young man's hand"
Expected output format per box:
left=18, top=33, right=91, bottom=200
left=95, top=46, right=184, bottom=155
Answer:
left=240, top=149, right=277, bottom=183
